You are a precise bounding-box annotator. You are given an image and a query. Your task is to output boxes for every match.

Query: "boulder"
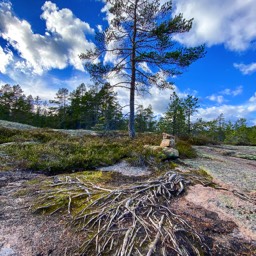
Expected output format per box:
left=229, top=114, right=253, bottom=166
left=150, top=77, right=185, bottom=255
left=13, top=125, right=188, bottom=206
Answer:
left=162, top=133, right=171, bottom=139
left=143, top=132, right=178, bottom=160
left=162, top=147, right=179, bottom=159
left=160, top=133, right=176, bottom=148
left=160, top=139, right=171, bottom=148
left=144, top=145, right=179, bottom=160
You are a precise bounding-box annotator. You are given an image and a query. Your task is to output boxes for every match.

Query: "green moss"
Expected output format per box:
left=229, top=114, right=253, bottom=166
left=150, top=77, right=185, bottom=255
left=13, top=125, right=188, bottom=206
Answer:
left=32, top=170, right=118, bottom=216
left=25, top=178, right=42, bottom=185
left=69, top=171, right=116, bottom=184
left=13, top=188, right=30, bottom=197
left=181, top=167, right=217, bottom=187
left=194, top=168, right=212, bottom=179
left=236, top=154, right=256, bottom=160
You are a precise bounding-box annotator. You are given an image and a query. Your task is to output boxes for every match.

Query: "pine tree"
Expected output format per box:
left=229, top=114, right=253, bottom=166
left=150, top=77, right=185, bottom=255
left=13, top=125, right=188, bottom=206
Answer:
left=183, top=95, right=199, bottom=134
left=80, top=0, right=205, bottom=137
left=50, top=88, right=69, bottom=128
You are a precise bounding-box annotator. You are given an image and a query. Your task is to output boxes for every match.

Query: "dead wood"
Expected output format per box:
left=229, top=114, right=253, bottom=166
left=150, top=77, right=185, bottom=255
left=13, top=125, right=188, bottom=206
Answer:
left=35, top=171, right=210, bottom=255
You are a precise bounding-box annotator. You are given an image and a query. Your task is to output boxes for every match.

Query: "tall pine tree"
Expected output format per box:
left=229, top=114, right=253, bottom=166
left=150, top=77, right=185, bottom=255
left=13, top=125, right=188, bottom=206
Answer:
left=80, top=0, right=205, bottom=137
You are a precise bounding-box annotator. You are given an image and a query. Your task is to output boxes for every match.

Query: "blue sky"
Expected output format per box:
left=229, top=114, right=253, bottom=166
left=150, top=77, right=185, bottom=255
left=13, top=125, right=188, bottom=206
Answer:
left=0, top=0, right=256, bottom=125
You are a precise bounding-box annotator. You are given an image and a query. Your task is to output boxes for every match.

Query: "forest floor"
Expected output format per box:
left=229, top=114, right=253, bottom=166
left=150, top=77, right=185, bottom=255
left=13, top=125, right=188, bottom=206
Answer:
left=0, top=121, right=255, bottom=255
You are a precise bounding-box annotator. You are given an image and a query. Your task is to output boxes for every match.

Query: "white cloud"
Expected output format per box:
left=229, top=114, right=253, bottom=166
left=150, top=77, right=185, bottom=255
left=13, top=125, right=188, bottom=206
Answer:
left=137, top=86, right=173, bottom=115
left=207, top=94, right=225, bottom=104
left=0, top=46, right=13, bottom=73
left=249, top=92, right=256, bottom=102
left=206, top=86, right=243, bottom=104
left=172, top=0, right=256, bottom=51
left=194, top=101, right=256, bottom=123
left=221, top=85, right=243, bottom=96
left=234, top=62, right=256, bottom=75
left=0, top=1, right=95, bottom=75
left=138, top=62, right=152, bottom=74
left=0, top=69, right=92, bottom=101
left=97, top=25, right=103, bottom=33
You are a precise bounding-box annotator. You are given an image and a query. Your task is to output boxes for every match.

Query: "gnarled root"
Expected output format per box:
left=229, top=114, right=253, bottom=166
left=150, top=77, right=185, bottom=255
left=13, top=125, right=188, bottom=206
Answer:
left=35, top=171, right=209, bottom=256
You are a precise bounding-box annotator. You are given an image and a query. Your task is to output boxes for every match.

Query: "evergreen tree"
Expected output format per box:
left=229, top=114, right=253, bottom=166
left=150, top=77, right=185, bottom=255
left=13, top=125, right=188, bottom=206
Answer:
left=0, top=84, right=12, bottom=120
left=183, top=95, right=199, bottom=134
left=50, top=88, right=69, bottom=128
left=0, top=84, right=33, bottom=123
left=69, top=83, right=87, bottom=129
left=135, top=104, right=155, bottom=132
left=166, top=92, right=186, bottom=136
left=80, top=0, right=205, bottom=138
left=96, top=83, right=123, bottom=130
left=216, top=113, right=225, bottom=142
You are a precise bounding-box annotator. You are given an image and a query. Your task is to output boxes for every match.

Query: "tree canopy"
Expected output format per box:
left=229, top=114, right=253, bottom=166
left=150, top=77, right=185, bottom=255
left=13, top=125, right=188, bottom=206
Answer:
left=80, top=0, right=205, bottom=138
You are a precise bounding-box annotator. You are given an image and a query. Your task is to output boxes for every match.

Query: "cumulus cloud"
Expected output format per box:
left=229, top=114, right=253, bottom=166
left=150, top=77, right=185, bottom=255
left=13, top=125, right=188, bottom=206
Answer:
left=0, top=67, right=92, bottom=101
left=249, top=92, right=256, bottom=102
left=207, top=94, right=225, bottom=104
left=194, top=101, right=256, bottom=124
left=138, top=62, right=152, bottom=74
left=0, top=46, right=13, bottom=73
left=221, top=85, right=243, bottom=96
left=206, top=86, right=243, bottom=104
left=234, top=62, right=256, bottom=75
left=97, top=25, right=103, bottom=33
left=172, top=0, right=256, bottom=51
left=0, top=1, right=95, bottom=75
left=137, top=86, right=173, bottom=114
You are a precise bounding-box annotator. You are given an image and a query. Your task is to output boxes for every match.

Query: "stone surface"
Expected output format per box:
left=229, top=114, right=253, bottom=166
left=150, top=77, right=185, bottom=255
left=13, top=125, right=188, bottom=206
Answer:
left=160, top=133, right=176, bottom=148
left=99, top=161, right=150, bottom=176
left=0, top=248, right=16, bottom=256
left=162, top=133, right=172, bottom=139
left=160, top=139, right=171, bottom=148
left=162, top=148, right=179, bottom=159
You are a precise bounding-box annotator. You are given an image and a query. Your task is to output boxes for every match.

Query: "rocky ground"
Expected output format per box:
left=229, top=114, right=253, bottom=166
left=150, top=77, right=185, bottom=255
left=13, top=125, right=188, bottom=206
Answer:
left=180, top=145, right=256, bottom=242
left=0, top=121, right=255, bottom=255
left=183, top=145, right=256, bottom=192
left=0, top=146, right=255, bottom=255
left=0, top=171, right=84, bottom=256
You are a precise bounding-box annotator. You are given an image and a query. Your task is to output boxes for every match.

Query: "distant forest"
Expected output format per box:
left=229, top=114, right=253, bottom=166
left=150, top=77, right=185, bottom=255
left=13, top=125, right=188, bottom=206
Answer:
left=0, top=83, right=255, bottom=145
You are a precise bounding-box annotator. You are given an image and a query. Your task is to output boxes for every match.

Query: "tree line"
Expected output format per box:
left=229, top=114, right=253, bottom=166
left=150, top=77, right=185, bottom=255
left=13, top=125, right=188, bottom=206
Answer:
left=0, top=83, right=255, bottom=144
left=0, top=83, right=124, bottom=130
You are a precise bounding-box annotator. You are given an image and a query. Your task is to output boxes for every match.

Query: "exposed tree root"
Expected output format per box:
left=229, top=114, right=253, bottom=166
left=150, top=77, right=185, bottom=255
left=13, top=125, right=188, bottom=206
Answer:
left=35, top=172, right=210, bottom=255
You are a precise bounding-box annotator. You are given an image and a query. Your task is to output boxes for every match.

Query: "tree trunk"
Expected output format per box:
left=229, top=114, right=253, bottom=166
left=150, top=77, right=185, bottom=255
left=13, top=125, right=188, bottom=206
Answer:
left=129, top=82, right=135, bottom=138
left=128, top=0, right=138, bottom=139
left=188, top=112, right=191, bottom=134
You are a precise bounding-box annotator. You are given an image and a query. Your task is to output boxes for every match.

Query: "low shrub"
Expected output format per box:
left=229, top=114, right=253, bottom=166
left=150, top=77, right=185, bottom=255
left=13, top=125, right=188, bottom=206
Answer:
left=188, top=135, right=219, bottom=145
left=175, top=140, right=197, bottom=158
left=2, top=132, right=158, bottom=174
left=0, top=127, right=23, bottom=143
